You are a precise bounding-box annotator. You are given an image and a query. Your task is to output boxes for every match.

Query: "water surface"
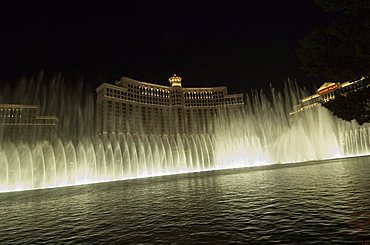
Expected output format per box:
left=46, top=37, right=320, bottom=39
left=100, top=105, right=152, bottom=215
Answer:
left=0, top=157, right=369, bottom=244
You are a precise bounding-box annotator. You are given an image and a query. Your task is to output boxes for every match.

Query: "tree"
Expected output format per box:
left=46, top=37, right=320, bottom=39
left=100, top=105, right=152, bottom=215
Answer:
left=296, top=0, right=370, bottom=81
left=322, top=84, right=370, bottom=125
left=314, top=0, right=370, bottom=16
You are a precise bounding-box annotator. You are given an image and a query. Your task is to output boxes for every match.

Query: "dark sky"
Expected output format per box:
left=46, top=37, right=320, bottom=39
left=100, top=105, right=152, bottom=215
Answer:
left=0, top=0, right=328, bottom=93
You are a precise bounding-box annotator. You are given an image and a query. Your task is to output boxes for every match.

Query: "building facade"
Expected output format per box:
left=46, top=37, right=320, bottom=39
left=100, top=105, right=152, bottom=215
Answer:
left=289, top=76, right=368, bottom=116
left=0, top=104, right=58, bottom=140
left=96, top=75, right=244, bottom=135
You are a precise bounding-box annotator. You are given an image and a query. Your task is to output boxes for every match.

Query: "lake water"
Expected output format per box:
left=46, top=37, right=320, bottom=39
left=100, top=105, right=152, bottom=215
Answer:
left=0, top=157, right=369, bottom=244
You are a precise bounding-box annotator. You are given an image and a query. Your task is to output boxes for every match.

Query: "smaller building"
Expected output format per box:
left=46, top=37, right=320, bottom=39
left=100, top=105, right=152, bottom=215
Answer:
left=0, top=104, right=58, bottom=140
left=289, top=76, right=368, bottom=116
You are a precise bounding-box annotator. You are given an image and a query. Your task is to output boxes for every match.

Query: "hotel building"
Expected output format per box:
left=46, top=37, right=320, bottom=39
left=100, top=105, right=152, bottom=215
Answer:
left=0, top=104, right=58, bottom=140
left=289, top=76, right=369, bottom=115
left=96, top=75, right=244, bottom=135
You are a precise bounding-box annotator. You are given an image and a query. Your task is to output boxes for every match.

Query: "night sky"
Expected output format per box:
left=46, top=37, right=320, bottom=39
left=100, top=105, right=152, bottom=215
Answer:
left=0, top=1, right=329, bottom=93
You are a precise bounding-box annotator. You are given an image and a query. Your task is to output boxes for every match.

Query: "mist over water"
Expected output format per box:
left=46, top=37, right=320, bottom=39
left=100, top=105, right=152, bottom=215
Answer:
left=1, top=72, right=95, bottom=140
left=215, top=86, right=370, bottom=167
left=0, top=73, right=369, bottom=192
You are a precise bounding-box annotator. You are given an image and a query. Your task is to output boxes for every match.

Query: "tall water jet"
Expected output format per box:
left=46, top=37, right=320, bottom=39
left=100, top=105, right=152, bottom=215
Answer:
left=0, top=74, right=369, bottom=192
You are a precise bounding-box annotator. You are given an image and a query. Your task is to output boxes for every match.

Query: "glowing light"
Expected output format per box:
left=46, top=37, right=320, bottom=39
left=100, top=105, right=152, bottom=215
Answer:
left=1, top=80, right=370, bottom=193
left=169, top=74, right=182, bottom=87
left=317, top=84, right=339, bottom=94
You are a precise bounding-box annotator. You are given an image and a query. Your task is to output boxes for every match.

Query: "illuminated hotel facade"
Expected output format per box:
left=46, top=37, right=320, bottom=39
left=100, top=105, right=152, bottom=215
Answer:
left=96, top=75, right=244, bottom=135
left=0, top=104, right=58, bottom=139
left=289, top=76, right=368, bottom=115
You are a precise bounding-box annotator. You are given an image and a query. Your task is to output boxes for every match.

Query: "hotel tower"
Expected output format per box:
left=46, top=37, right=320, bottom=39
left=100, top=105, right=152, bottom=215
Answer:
left=96, top=75, right=244, bottom=135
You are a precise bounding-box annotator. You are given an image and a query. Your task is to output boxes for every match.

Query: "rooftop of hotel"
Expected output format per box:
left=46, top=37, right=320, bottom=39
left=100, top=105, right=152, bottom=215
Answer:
left=96, top=75, right=237, bottom=93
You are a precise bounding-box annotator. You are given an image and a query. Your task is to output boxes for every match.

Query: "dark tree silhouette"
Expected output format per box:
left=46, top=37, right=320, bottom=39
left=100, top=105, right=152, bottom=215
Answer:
left=297, top=0, right=370, bottom=81
left=322, top=84, right=370, bottom=125
left=314, top=0, right=370, bottom=16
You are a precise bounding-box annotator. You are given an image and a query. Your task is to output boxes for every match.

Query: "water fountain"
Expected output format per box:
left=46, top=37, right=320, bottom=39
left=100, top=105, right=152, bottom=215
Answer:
left=0, top=74, right=369, bottom=192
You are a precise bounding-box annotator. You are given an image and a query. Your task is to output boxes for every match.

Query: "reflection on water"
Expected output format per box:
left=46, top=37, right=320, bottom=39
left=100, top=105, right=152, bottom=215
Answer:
left=0, top=157, right=369, bottom=243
